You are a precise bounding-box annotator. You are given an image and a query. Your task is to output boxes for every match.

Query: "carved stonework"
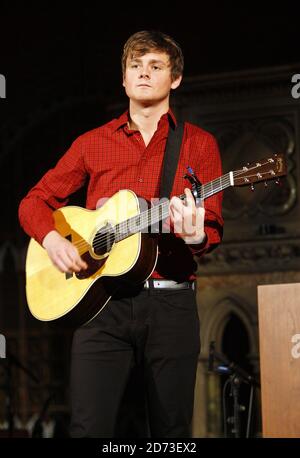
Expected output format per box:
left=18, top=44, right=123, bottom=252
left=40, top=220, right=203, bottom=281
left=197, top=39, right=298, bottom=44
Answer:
left=178, top=65, right=300, bottom=437
left=214, top=117, right=296, bottom=219
left=174, top=64, right=300, bottom=247
left=176, top=64, right=300, bottom=109
left=197, top=237, right=300, bottom=275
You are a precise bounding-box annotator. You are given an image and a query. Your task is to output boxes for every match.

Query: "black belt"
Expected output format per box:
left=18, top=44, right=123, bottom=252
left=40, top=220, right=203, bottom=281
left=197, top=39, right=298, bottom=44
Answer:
left=144, top=279, right=195, bottom=290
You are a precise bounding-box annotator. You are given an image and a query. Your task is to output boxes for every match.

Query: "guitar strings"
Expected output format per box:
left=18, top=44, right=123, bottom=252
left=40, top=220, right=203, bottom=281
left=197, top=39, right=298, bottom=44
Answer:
left=71, top=168, right=257, bottom=254
left=71, top=165, right=275, bottom=255
left=72, top=175, right=233, bottom=254
left=72, top=180, right=228, bottom=254
left=73, top=166, right=273, bottom=255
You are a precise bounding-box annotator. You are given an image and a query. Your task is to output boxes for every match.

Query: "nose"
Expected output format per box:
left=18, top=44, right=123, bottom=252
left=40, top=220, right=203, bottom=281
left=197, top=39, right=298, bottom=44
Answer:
left=138, top=68, right=150, bottom=79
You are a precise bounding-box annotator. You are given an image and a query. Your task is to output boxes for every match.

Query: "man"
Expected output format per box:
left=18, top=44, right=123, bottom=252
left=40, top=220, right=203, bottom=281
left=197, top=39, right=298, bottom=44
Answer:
left=19, top=30, right=223, bottom=437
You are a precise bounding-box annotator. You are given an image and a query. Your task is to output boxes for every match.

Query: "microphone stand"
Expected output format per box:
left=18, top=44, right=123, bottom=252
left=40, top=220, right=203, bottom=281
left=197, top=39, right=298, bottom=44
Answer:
left=32, top=394, right=53, bottom=438
left=230, top=372, right=242, bottom=438
left=208, top=341, right=260, bottom=438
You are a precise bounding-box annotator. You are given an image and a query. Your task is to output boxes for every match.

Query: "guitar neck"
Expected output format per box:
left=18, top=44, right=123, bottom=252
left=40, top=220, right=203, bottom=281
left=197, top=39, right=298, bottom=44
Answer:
left=114, top=172, right=232, bottom=242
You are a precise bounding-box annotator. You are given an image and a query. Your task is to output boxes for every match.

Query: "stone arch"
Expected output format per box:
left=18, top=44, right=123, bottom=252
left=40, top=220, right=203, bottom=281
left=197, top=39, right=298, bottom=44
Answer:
left=195, top=294, right=260, bottom=437
left=201, top=294, right=258, bottom=360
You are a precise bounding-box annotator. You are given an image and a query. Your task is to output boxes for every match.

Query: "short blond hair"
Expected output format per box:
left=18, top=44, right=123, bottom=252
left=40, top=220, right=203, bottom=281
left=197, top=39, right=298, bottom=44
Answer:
left=122, top=30, right=184, bottom=81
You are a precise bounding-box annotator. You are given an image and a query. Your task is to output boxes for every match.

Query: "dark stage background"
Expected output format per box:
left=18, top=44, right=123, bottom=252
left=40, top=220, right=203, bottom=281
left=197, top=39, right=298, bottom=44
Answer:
left=0, top=0, right=299, bottom=438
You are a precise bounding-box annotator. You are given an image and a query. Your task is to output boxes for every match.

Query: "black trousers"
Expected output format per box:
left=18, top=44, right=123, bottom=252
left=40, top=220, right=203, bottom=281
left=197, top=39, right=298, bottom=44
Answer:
left=70, top=284, right=200, bottom=438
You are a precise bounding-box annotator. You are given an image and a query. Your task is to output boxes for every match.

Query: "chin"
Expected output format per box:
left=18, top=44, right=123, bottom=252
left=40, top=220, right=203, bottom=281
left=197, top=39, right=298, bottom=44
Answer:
left=135, top=95, right=164, bottom=105
left=134, top=97, right=156, bottom=106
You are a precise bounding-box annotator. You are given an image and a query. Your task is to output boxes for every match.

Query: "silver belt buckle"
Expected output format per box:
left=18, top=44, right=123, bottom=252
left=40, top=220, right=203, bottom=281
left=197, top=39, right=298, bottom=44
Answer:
left=144, top=279, right=194, bottom=290
left=158, top=280, right=178, bottom=289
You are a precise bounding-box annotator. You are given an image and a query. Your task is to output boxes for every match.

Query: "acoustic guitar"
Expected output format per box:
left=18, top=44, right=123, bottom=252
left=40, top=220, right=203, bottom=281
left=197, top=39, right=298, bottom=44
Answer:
left=25, top=154, right=286, bottom=326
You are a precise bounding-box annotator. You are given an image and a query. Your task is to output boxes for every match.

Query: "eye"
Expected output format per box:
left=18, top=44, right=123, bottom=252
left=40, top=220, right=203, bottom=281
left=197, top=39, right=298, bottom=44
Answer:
left=152, top=65, right=161, bottom=70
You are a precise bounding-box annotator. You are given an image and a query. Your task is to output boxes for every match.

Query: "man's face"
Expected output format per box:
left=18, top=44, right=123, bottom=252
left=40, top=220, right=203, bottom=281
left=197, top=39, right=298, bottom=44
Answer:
left=123, top=51, right=181, bottom=104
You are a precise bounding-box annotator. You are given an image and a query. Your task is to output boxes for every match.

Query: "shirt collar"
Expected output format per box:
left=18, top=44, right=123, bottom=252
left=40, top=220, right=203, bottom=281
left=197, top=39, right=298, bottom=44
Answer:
left=111, top=108, right=177, bottom=133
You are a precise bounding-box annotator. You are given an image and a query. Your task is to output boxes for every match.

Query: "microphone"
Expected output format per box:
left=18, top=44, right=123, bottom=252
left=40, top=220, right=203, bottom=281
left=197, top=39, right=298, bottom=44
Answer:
left=208, top=341, right=215, bottom=372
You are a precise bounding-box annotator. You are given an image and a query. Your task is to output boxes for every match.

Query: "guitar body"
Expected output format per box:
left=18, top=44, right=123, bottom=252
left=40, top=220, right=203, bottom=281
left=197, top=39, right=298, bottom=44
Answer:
left=24, top=153, right=286, bottom=327
left=25, top=190, right=158, bottom=326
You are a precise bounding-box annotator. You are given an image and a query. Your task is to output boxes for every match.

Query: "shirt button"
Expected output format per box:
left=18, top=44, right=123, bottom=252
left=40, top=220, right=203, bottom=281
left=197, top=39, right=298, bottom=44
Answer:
left=138, top=178, right=143, bottom=182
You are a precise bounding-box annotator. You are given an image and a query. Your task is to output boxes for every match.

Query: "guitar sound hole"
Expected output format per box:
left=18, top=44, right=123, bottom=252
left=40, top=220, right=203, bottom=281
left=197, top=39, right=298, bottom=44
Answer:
left=92, top=223, right=116, bottom=256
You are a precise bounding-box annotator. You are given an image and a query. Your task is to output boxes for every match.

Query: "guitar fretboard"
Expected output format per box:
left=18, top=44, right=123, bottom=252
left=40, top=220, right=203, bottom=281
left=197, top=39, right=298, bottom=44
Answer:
left=113, top=172, right=232, bottom=242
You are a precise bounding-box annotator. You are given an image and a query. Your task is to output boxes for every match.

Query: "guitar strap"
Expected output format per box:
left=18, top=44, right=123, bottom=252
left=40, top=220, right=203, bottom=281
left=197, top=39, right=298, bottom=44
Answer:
left=159, top=121, right=185, bottom=199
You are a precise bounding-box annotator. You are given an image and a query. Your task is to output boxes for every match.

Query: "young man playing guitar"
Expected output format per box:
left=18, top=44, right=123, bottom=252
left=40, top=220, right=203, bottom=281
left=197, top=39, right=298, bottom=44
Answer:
left=19, top=30, right=223, bottom=437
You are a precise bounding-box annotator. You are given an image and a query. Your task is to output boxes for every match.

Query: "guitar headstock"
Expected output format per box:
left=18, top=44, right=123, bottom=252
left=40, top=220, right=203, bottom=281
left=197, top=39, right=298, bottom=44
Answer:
left=233, top=153, right=287, bottom=187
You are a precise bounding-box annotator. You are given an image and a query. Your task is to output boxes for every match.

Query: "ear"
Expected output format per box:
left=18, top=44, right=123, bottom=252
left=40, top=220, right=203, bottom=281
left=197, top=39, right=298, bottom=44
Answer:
left=171, top=75, right=182, bottom=90
left=122, top=76, right=126, bottom=88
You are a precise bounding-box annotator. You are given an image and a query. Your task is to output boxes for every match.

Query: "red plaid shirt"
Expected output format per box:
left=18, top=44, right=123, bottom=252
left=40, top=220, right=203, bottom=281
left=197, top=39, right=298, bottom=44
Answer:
left=19, top=109, right=223, bottom=280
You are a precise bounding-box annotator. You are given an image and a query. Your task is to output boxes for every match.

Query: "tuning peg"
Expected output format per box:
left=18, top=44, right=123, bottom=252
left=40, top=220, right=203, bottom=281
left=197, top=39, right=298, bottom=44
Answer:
left=251, top=184, right=255, bottom=191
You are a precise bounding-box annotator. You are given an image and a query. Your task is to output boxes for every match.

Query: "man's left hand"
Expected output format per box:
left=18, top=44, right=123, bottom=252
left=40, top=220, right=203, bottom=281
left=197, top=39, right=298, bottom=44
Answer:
left=169, top=188, right=206, bottom=244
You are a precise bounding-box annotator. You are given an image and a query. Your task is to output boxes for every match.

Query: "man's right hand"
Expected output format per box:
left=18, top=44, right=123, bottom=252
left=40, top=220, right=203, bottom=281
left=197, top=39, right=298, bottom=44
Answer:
left=42, top=230, right=88, bottom=273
